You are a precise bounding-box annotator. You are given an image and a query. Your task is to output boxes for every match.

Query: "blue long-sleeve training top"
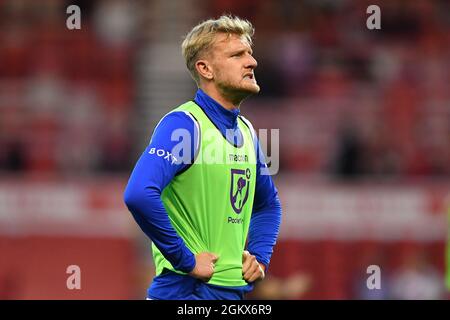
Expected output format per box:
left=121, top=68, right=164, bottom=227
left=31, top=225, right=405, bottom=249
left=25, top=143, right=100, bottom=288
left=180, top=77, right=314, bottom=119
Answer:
left=124, top=88, right=282, bottom=275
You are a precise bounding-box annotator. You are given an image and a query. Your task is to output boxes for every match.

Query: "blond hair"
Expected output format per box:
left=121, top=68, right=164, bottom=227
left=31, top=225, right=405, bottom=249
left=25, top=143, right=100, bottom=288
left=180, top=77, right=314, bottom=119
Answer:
left=181, top=15, right=255, bottom=83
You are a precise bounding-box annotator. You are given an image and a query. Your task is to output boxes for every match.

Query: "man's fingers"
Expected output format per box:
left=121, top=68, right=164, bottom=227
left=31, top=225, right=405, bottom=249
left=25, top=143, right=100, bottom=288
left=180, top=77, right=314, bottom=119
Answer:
left=248, top=270, right=262, bottom=283
left=242, top=258, right=252, bottom=274
left=242, top=252, right=255, bottom=274
left=248, top=272, right=259, bottom=283
left=190, top=252, right=220, bottom=282
left=243, top=261, right=259, bottom=280
left=245, top=267, right=264, bottom=283
left=255, top=264, right=265, bottom=281
left=243, top=260, right=266, bottom=282
left=242, top=252, right=265, bottom=282
left=210, top=253, right=219, bottom=264
left=242, top=250, right=250, bottom=262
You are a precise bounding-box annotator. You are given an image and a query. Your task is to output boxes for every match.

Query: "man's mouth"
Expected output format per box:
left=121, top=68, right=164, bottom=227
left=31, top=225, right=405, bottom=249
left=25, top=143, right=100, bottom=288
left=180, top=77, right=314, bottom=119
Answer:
left=243, top=73, right=254, bottom=80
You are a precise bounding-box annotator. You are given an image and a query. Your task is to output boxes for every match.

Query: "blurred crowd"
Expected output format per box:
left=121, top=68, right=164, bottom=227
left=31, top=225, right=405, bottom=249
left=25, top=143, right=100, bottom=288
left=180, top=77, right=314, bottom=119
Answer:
left=1, top=0, right=449, bottom=179
left=248, top=240, right=448, bottom=300
left=0, top=0, right=137, bottom=175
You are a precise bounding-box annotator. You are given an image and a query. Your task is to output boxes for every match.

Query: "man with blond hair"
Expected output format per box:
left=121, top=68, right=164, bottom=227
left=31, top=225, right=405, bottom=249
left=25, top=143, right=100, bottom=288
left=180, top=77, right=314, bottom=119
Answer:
left=124, top=15, right=282, bottom=300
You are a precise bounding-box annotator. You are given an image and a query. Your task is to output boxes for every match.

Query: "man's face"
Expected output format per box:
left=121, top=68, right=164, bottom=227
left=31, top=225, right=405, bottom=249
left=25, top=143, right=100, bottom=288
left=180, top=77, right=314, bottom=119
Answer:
left=207, top=33, right=260, bottom=100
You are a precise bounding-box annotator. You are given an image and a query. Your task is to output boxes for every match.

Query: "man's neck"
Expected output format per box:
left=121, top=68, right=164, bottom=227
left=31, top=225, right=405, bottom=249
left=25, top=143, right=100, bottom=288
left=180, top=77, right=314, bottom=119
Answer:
left=199, top=85, right=241, bottom=111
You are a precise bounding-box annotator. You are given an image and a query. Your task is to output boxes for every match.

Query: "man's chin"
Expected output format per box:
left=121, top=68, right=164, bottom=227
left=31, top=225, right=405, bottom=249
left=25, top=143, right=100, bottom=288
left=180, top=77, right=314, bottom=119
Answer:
left=249, top=84, right=261, bottom=94
left=242, top=83, right=260, bottom=95
left=219, top=83, right=260, bottom=103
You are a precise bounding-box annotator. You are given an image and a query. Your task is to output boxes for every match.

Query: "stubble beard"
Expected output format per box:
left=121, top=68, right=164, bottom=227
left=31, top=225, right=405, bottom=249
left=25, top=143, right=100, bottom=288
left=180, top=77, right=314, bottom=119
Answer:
left=217, top=77, right=260, bottom=106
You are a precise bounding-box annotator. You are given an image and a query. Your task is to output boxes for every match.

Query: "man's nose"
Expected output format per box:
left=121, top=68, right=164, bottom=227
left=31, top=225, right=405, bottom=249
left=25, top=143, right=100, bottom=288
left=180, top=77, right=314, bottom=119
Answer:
left=246, top=55, right=258, bottom=69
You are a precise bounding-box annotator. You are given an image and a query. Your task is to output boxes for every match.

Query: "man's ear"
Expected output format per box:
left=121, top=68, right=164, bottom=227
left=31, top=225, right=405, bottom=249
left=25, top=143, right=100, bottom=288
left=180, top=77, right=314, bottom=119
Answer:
left=195, top=60, right=213, bottom=80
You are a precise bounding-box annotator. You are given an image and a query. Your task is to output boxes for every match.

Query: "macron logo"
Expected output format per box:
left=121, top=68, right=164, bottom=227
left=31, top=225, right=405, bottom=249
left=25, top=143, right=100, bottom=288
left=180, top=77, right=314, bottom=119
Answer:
left=149, top=148, right=178, bottom=165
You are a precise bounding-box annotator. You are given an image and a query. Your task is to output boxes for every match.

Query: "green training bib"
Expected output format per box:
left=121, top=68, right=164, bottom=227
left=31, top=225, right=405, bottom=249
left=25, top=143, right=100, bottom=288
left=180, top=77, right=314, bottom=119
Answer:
left=152, top=101, right=257, bottom=287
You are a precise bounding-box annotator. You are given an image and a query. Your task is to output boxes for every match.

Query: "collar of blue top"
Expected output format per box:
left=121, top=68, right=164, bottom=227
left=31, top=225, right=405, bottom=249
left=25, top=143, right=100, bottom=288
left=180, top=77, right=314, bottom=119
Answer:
left=194, top=88, right=240, bottom=130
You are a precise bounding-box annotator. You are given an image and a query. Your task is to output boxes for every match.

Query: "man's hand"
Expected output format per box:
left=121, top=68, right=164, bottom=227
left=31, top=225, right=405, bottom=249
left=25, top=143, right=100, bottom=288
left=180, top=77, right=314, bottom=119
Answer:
left=242, top=250, right=265, bottom=283
left=189, top=252, right=219, bottom=282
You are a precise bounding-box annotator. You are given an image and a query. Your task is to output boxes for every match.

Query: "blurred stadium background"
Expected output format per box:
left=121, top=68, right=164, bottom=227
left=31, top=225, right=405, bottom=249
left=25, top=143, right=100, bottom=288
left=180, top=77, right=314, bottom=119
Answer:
left=0, top=0, right=449, bottom=299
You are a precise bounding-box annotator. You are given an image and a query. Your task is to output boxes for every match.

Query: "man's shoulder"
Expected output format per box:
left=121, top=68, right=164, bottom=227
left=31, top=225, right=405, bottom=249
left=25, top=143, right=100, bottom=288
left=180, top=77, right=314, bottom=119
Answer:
left=171, top=100, right=198, bottom=113
left=152, top=102, right=199, bottom=137
left=238, top=114, right=254, bottom=126
left=157, top=101, right=199, bottom=125
left=238, top=114, right=256, bottom=137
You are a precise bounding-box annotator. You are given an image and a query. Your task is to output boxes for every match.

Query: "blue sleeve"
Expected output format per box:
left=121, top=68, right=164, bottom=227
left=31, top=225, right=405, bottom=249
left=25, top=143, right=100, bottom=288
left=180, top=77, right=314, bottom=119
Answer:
left=247, top=140, right=282, bottom=270
left=123, top=111, right=198, bottom=273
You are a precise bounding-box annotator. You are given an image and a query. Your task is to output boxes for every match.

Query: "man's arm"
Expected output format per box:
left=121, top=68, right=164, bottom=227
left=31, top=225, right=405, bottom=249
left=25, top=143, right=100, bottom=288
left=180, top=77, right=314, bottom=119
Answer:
left=123, top=112, right=197, bottom=273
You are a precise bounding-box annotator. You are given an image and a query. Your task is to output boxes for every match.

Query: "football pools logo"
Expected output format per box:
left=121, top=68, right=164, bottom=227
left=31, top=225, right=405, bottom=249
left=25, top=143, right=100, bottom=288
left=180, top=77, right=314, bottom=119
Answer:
left=230, top=168, right=251, bottom=214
